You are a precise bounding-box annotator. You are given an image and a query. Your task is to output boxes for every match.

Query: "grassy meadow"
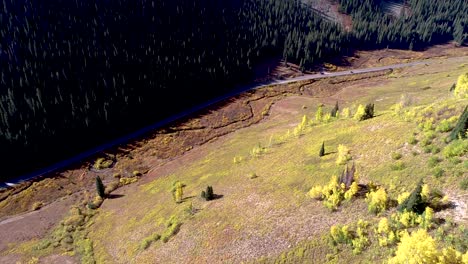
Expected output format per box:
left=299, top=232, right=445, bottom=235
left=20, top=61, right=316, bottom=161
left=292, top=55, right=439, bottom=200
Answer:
left=5, top=57, right=468, bottom=263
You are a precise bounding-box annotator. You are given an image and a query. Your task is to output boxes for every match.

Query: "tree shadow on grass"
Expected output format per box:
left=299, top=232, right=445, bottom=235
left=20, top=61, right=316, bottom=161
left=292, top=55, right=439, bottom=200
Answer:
left=180, top=195, right=196, bottom=203
left=107, top=194, right=125, bottom=199
left=212, top=194, right=224, bottom=200
left=323, top=151, right=337, bottom=156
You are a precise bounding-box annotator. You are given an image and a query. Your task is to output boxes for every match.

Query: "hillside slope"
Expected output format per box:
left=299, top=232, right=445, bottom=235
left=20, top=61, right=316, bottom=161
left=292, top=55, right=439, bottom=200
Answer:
left=2, top=54, right=467, bottom=263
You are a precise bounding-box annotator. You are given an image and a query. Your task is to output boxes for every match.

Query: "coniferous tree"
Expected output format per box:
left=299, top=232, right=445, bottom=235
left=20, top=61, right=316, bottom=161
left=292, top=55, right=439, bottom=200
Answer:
left=398, top=180, right=425, bottom=214
left=331, top=101, right=339, bottom=117
left=319, top=142, right=325, bottom=157
left=96, top=176, right=105, bottom=198
left=449, top=106, right=468, bottom=141
left=204, top=186, right=214, bottom=201
left=364, top=103, right=375, bottom=120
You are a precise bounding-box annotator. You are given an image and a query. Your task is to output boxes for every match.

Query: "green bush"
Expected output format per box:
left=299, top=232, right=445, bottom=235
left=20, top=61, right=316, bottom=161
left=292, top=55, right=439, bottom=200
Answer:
left=366, top=188, right=388, bottom=215
left=408, top=135, right=418, bottom=145
left=424, top=131, right=436, bottom=140
left=93, top=157, right=113, bottom=170
left=423, top=146, right=432, bottom=153
left=428, top=156, right=441, bottom=168
left=391, top=161, right=406, bottom=171
left=420, top=138, right=432, bottom=147
left=140, top=233, right=161, bottom=250
left=443, top=139, right=468, bottom=158
left=391, top=152, right=402, bottom=160
left=460, top=179, right=468, bottom=190
left=431, top=146, right=441, bottom=154
left=161, top=219, right=181, bottom=243
left=436, top=119, right=454, bottom=133
left=433, top=167, right=444, bottom=178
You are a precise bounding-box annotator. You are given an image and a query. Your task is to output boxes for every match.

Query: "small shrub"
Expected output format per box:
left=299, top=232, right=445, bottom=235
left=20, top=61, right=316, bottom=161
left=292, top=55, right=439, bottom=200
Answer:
left=104, top=181, right=119, bottom=195
left=171, top=181, right=184, bottom=203
left=31, top=201, right=44, bottom=211
left=443, top=139, right=468, bottom=158
left=420, top=138, right=432, bottom=147
left=428, top=156, right=440, bottom=167
left=388, top=229, right=438, bottom=264
left=93, top=157, right=113, bottom=170
left=391, top=152, right=402, bottom=160
left=233, top=156, right=243, bottom=164
left=140, top=233, right=161, bottom=250
left=366, top=188, right=388, bottom=215
left=353, top=104, right=366, bottom=121
left=397, top=192, right=410, bottom=205
left=309, top=186, right=323, bottom=200
left=454, top=73, right=468, bottom=98
left=119, top=177, right=138, bottom=186
left=336, top=144, right=351, bottom=165
left=408, top=136, right=418, bottom=145
left=248, top=172, right=258, bottom=179
left=391, top=161, right=406, bottom=171
left=132, top=170, right=142, bottom=177
left=423, top=146, right=432, bottom=153
left=250, top=144, right=267, bottom=157
left=436, top=119, right=454, bottom=132
left=420, top=207, right=434, bottom=229
left=344, top=182, right=359, bottom=201
left=315, top=105, right=323, bottom=122
left=431, top=146, right=441, bottom=154
left=341, top=108, right=350, bottom=118
left=424, top=131, right=436, bottom=140
left=330, top=225, right=353, bottom=245
left=433, top=167, right=444, bottom=178
left=161, top=217, right=181, bottom=243
left=398, top=210, right=421, bottom=228
left=449, top=157, right=461, bottom=164
left=419, top=118, right=435, bottom=131
left=460, top=179, right=468, bottom=190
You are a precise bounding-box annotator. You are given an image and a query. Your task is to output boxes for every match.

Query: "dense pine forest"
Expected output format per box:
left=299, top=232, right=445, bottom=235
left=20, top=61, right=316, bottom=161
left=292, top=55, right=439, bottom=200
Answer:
left=0, top=0, right=466, bottom=181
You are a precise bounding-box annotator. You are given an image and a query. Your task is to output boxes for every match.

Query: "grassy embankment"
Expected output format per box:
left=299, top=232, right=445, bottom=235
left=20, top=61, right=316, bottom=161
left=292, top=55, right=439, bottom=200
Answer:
left=5, top=58, right=468, bottom=263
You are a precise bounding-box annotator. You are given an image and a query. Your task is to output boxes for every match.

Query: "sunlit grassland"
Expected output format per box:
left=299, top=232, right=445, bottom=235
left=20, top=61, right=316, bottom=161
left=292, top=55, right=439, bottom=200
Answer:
left=87, top=59, right=467, bottom=263
left=8, top=57, right=467, bottom=263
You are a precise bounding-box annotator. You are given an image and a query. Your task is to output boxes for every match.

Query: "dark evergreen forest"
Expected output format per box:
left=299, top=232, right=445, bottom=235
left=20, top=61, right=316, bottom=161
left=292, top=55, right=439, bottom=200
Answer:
left=0, top=0, right=466, bottom=180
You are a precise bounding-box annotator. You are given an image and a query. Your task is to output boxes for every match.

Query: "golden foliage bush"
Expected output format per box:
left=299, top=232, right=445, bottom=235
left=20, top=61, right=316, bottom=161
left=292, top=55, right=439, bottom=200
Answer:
left=454, top=72, right=468, bottom=98
left=365, top=188, right=387, bottom=215
left=336, top=144, right=351, bottom=165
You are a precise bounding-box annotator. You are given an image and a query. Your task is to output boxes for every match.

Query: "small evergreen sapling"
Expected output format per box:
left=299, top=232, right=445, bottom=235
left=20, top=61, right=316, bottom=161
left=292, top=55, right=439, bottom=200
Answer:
left=96, top=176, right=105, bottom=198
left=319, top=142, right=325, bottom=157
left=202, top=186, right=215, bottom=201
left=331, top=101, right=339, bottom=117
left=398, top=180, right=425, bottom=214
